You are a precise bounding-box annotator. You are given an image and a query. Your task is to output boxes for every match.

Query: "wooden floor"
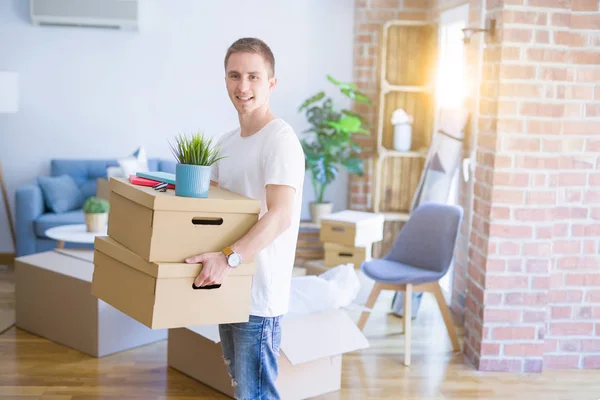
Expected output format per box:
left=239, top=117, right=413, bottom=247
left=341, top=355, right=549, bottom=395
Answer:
left=1, top=267, right=599, bottom=400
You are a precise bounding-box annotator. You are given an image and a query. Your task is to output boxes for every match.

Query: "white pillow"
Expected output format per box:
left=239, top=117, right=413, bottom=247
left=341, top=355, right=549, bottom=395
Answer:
left=116, top=146, right=149, bottom=178
left=106, top=166, right=125, bottom=178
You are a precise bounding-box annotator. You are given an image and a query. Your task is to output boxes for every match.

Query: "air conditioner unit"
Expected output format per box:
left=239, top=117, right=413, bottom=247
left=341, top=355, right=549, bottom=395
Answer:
left=29, top=0, right=139, bottom=30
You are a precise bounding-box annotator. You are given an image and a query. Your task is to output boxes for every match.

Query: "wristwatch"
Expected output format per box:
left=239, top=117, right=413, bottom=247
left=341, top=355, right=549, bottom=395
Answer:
left=222, top=246, right=242, bottom=268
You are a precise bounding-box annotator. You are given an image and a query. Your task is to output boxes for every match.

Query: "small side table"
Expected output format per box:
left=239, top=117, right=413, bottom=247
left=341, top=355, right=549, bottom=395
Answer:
left=45, top=224, right=107, bottom=249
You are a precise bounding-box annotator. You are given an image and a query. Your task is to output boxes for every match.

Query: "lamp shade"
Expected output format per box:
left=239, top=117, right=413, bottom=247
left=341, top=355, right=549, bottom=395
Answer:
left=0, top=72, right=19, bottom=113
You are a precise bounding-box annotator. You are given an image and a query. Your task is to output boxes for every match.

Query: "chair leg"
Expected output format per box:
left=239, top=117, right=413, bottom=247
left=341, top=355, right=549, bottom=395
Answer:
left=357, top=282, right=383, bottom=331
left=403, top=283, right=412, bottom=366
left=432, top=282, right=461, bottom=352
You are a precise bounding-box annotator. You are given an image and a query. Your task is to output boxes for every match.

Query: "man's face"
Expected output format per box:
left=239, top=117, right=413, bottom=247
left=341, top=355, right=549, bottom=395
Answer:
left=225, top=52, right=276, bottom=115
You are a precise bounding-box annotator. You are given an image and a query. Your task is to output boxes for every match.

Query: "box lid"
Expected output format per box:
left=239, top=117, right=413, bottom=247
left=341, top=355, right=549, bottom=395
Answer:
left=15, top=250, right=94, bottom=282
left=109, top=178, right=261, bottom=214
left=320, top=210, right=385, bottom=227
left=94, top=236, right=257, bottom=278
left=185, top=309, right=369, bottom=365
left=323, top=242, right=367, bottom=251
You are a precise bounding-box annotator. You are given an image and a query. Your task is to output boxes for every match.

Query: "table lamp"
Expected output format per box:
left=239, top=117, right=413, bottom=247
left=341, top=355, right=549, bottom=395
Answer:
left=0, top=71, right=19, bottom=253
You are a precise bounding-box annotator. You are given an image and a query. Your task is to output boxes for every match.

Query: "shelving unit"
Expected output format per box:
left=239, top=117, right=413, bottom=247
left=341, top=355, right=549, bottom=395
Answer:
left=370, top=20, right=438, bottom=257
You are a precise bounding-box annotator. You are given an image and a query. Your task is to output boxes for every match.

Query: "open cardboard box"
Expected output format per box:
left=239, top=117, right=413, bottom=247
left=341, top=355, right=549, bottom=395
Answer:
left=107, top=177, right=261, bottom=262
left=168, top=309, right=369, bottom=400
left=320, top=210, right=384, bottom=247
left=15, top=249, right=167, bottom=357
left=92, top=236, right=257, bottom=329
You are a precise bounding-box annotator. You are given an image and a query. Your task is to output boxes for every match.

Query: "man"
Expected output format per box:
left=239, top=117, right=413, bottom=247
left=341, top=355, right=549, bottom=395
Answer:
left=184, top=37, right=305, bottom=399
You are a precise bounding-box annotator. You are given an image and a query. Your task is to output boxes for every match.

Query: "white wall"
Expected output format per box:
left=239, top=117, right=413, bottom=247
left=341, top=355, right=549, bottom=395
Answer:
left=0, top=0, right=355, bottom=252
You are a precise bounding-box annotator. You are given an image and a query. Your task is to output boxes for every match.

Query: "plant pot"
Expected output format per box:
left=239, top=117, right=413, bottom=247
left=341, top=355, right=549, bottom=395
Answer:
left=85, top=212, right=108, bottom=233
left=175, top=164, right=212, bottom=198
left=310, top=202, right=333, bottom=224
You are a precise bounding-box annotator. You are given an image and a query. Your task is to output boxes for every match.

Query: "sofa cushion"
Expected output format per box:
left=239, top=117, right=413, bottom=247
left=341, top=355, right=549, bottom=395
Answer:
left=35, top=210, right=85, bottom=238
left=37, top=175, right=85, bottom=214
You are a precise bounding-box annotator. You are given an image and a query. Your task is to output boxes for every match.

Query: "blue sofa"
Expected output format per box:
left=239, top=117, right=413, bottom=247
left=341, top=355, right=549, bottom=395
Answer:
left=15, top=158, right=176, bottom=256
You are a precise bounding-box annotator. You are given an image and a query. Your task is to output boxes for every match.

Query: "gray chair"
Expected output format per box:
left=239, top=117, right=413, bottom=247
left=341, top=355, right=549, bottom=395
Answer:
left=357, top=202, right=463, bottom=366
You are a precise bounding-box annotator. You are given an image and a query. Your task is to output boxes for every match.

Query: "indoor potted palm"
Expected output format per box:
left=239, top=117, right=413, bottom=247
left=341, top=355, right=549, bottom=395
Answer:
left=169, top=131, right=225, bottom=198
left=298, top=75, right=372, bottom=223
left=83, top=196, right=110, bottom=232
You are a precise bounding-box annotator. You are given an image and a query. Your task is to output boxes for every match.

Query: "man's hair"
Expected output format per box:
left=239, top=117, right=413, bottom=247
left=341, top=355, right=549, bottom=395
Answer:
left=224, top=37, right=275, bottom=78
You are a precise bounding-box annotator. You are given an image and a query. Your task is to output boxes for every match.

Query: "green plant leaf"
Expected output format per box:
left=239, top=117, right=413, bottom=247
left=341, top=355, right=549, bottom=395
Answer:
left=326, top=75, right=357, bottom=91
left=298, top=91, right=325, bottom=112
left=168, top=132, right=226, bottom=166
left=341, top=88, right=372, bottom=104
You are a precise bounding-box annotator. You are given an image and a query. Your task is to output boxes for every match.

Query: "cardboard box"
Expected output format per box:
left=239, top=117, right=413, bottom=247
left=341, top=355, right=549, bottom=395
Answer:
left=167, top=310, right=369, bottom=400
left=319, top=210, right=385, bottom=247
left=96, top=178, right=110, bottom=201
left=92, top=236, right=257, bottom=330
left=323, top=242, right=372, bottom=268
left=107, top=177, right=261, bottom=262
left=14, top=249, right=167, bottom=357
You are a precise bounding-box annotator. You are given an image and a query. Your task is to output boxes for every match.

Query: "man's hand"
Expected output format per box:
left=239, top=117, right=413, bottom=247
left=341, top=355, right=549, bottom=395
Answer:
left=186, top=251, right=231, bottom=288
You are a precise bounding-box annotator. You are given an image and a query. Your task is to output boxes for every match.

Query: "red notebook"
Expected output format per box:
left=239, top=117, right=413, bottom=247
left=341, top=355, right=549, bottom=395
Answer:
left=129, top=174, right=175, bottom=189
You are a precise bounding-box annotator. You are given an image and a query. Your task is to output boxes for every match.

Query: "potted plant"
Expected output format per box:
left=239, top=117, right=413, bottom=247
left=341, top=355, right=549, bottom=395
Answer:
left=169, top=131, right=225, bottom=198
left=298, top=75, right=372, bottom=223
left=83, top=196, right=110, bottom=232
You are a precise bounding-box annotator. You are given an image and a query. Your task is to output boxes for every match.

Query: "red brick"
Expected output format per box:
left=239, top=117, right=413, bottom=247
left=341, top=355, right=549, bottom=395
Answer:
left=558, top=190, right=583, bottom=205
left=572, top=0, right=600, bottom=11
left=545, top=355, right=580, bottom=369
left=570, top=51, right=600, bottom=65
left=551, top=306, right=572, bottom=319
left=528, top=0, right=570, bottom=7
left=532, top=275, right=551, bottom=288
left=535, top=30, right=550, bottom=44
left=526, top=49, right=567, bottom=63
left=559, top=340, right=581, bottom=352
left=523, top=311, right=546, bottom=323
left=527, top=120, right=562, bottom=135
left=555, top=31, right=588, bottom=47
left=553, top=173, right=588, bottom=187
left=586, top=104, right=600, bottom=117
left=364, top=10, right=397, bottom=22
left=492, top=327, right=536, bottom=340
left=504, top=10, right=548, bottom=25
left=503, top=28, right=533, bottom=43
left=494, top=172, right=530, bottom=187
left=584, top=190, right=600, bottom=204
left=553, top=223, right=569, bottom=237
left=549, top=289, right=584, bottom=302
left=536, top=225, right=553, bottom=239
left=525, top=191, right=557, bottom=205
left=485, top=292, right=503, bottom=306
left=577, top=69, right=600, bottom=82
left=581, top=339, right=600, bottom=352
left=484, top=309, right=521, bottom=323
left=583, top=356, right=600, bottom=369
left=499, top=241, right=520, bottom=255
left=501, top=65, right=536, bottom=79
left=523, top=241, right=552, bottom=257
left=397, top=11, right=428, bottom=20
left=563, top=121, right=600, bottom=135
left=491, top=189, right=524, bottom=204
left=572, top=223, right=600, bottom=236
left=507, top=259, right=523, bottom=272
left=550, top=322, right=594, bottom=336
left=557, top=256, right=600, bottom=269
left=505, top=292, right=547, bottom=306
left=402, top=0, right=429, bottom=8
left=487, top=259, right=507, bottom=272
left=565, top=273, right=600, bottom=286
left=538, top=67, right=575, bottom=81
left=555, top=207, right=588, bottom=219
left=500, top=46, right=521, bottom=61
left=485, top=275, right=529, bottom=290
left=490, top=206, right=510, bottom=219
left=489, top=223, right=533, bottom=239
left=515, top=208, right=552, bottom=222
left=550, top=272, right=563, bottom=287
left=571, top=14, right=600, bottom=29
left=553, top=240, right=582, bottom=255
left=504, top=343, right=545, bottom=357
left=478, top=359, right=523, bottom=372
left=587, top=290, right=600, bottom=302
left=481, top=343, right=501, bottom=356
left=527, top=259, right=549, bottom=273
left=551, top=13, right=571, bottom=27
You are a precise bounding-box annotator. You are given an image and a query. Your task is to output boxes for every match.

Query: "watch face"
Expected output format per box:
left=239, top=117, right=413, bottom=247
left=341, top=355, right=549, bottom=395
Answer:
left=229, top=253, right=242, bottom=267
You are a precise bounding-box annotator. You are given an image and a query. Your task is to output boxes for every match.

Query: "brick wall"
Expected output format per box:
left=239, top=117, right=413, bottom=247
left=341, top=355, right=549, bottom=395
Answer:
left=351, top=0, right=600, bottom=371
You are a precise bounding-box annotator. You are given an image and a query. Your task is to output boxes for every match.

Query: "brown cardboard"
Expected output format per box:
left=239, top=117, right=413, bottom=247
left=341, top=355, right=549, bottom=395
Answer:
left=92, top=236, right=257, bottom=330
left=167, top=310, right=368, bottom=400
left=107, top=177, right=261, bottom=262
left=96, top=178, right=110, bottom=201
left=323, top=242, right=372, bottom=268
left=14, top=249, right=167, bottom=357
left=319, top=210, right=385, bottom=247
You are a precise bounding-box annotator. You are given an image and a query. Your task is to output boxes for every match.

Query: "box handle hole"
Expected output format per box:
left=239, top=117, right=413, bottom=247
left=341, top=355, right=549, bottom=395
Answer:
left=192, top=217, right=224, bottom=226
left=339, top=252, right=353, bottom=257
left=332, top=227, right=345, bottom=232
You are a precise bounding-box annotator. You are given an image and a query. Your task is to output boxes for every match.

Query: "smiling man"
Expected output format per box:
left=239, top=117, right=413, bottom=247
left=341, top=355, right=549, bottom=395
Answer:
left=184, top=37, right=305, bottom=399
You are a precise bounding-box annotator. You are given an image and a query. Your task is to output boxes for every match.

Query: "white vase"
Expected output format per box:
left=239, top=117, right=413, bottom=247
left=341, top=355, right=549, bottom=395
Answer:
left=393, top=124, right=412, bottom=151
left=310, top=202, right=333, bottom=224
left=85, top=212, right=108, bottom=233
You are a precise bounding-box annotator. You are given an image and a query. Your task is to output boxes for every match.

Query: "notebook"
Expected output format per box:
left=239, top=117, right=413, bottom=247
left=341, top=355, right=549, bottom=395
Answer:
left=135, top=171, right=176, bottom=185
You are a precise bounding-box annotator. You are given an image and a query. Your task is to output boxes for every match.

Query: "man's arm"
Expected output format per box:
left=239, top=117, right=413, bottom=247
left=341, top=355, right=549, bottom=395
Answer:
left=185, top=184, right=295, bottom=287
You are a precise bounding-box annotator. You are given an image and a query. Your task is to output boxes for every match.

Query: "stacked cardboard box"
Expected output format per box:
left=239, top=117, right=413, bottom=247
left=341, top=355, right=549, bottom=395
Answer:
left=91, top=177, right=261, bottom=330
left=319, top=210, right=385, bottom=269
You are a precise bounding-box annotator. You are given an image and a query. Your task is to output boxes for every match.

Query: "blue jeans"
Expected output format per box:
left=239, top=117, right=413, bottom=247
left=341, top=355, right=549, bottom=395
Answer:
left=219, top=315, right=283, bottom=400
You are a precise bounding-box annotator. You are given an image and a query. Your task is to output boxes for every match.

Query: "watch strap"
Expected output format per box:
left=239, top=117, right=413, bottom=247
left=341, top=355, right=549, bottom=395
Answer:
left=222, top=246, right=234, bottom=257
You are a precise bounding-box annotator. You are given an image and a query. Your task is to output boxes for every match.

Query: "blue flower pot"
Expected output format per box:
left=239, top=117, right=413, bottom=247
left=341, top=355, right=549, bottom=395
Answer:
left=175, top=164, right=212, bottom=198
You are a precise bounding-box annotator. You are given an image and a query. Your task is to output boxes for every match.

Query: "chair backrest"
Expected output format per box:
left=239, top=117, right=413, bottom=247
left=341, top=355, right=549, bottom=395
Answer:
left=384, top=202, right=463, bottom=274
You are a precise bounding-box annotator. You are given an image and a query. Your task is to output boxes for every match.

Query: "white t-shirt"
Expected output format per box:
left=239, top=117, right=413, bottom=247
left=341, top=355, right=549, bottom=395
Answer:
left=210, top=118, right=305, bottom=317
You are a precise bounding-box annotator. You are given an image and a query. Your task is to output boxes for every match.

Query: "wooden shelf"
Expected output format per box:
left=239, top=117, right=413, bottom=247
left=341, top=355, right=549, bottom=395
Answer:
left=299, top=220, right=320, bottom=229
left=381, top=211, right=410, bottom=222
